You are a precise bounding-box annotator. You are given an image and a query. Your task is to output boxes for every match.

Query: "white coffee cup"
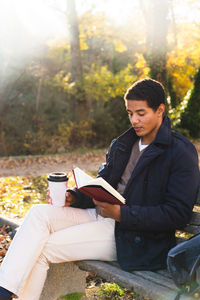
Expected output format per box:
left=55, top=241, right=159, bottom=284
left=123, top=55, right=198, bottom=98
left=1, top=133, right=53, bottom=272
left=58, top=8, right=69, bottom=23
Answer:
left=48, top=172, right=68, bottom=207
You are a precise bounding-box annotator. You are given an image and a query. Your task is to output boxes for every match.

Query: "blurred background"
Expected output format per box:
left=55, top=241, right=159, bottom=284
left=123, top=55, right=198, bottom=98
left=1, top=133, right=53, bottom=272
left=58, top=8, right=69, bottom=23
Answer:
left=0, top=0, right=200, bottom=157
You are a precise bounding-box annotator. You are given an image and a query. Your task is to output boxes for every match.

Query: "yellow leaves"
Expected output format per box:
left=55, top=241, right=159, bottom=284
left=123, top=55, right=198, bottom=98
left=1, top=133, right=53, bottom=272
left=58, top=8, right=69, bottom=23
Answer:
left=167, top=23, right=200, bottom=100
left=67, top=171, right=76, bottom=189
left=45, top=71, right=72, bottom=91
left=84, top=64, right=137, bottom=103
left=80, top=34, right=88, bottom=50
left=80, top=11, right=112, bottom=40
left=47, top=42, right=70, bottom=60
left=0, top=172, right=81, bottom=219
left=134, top=53, right=150, bottom=78
left=0, top=175, right=48, bottom=218
left=113, top=39, right=127, bottom=53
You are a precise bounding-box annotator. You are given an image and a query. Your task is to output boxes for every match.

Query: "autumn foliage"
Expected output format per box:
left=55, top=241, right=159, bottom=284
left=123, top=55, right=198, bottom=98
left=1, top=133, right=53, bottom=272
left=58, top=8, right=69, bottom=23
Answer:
left=1, top=1, right=200, bottom=156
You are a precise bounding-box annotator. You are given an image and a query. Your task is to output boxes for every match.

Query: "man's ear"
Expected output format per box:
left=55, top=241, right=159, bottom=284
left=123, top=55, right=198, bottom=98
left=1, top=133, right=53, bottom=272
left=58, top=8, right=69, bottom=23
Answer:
left=157, top=104, right=165, bottom=116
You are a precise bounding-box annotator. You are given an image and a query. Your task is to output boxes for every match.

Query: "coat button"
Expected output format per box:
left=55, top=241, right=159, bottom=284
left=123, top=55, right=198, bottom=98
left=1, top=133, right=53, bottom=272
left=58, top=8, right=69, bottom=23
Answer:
left=135, top=236, right=141, bottom=243
left=130, top=210, right=138, bottom=216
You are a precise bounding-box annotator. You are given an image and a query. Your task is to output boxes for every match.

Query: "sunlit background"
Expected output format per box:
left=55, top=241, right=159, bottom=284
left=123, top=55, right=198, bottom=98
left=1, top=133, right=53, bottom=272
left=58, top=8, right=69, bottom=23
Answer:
left=1, top=0, right=200, bottom=71
left=0, top=0, right=200, bottom=157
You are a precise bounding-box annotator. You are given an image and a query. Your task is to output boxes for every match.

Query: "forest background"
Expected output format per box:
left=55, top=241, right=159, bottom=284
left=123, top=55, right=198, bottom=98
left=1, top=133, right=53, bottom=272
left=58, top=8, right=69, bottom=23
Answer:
left=1, top=0, right=200, bottom=157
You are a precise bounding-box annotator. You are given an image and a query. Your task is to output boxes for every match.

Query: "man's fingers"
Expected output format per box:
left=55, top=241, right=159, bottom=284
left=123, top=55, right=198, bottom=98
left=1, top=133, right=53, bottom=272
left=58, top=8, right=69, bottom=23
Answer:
left=93, top=199, right=108, bottom=207
left=46, top=189, right=52, bottom=204
left=66, top=191, right=73, bottom=201
left=65, top=191, right=75, bottom=206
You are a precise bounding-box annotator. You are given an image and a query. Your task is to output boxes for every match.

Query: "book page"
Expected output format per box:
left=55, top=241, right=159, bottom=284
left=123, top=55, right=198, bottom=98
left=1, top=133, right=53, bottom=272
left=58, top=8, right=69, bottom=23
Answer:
left=73, top=167, right=93, bottom=188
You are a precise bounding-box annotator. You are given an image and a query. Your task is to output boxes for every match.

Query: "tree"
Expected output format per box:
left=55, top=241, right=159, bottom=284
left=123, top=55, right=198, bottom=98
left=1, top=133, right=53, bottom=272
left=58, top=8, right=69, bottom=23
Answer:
left=66, top=0, right=88, bottom=121
left=140, top=0, right=169, bottom=86
left=66, top=0, right=83, bottom=82
left=180, top=66, right=200, bottom=138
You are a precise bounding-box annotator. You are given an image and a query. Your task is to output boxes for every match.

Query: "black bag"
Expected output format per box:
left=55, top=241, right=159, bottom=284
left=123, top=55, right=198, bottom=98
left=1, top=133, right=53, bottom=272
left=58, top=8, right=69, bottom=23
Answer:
left=167, top=232, right=200, bottom=299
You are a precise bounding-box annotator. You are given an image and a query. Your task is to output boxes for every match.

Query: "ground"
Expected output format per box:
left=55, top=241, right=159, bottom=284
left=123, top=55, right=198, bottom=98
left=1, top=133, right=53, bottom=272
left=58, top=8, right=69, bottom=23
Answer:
left=0, top=140, right=199, bottom=178
left=0, top=142, right=199, bottom=299
left=0, top=150, right=106, bottom=177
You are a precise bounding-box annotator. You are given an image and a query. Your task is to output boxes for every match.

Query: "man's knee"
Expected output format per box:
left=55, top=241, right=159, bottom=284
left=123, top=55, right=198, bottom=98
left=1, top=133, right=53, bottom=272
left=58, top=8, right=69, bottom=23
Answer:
left=27, top=204, right=54, bottom=222
left=37, top=251, right=50, bottom=267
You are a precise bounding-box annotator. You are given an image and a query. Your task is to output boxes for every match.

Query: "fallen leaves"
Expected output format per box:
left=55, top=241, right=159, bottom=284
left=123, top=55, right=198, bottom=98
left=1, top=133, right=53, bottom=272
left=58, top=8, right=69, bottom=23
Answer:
left=0, top=225, right=12, bottom=263
left=0, top=173, right=77, bottom=219
left=0, top=175, right=48, bottom=218
left=0, top=151, right=105, bottom=177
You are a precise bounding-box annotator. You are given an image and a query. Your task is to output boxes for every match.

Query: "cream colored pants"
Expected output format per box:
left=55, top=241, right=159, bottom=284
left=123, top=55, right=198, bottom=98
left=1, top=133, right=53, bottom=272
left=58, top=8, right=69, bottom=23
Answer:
left=0, top=204, right=117, bottom=299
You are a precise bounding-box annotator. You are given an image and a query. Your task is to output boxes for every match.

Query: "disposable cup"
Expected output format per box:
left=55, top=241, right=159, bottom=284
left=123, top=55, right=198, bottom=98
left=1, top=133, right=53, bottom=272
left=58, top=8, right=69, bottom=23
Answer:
left=48, top=172, right=68, bottom=207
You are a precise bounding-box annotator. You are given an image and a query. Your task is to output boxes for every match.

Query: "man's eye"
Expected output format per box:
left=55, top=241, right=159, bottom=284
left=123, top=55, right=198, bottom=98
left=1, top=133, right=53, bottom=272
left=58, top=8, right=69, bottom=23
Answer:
left=138, top=113, right=145, bottom=116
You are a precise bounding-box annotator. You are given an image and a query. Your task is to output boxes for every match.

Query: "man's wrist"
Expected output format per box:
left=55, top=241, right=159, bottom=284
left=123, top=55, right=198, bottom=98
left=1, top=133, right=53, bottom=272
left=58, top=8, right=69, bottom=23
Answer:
left=114, top=205, right=121, bottom=222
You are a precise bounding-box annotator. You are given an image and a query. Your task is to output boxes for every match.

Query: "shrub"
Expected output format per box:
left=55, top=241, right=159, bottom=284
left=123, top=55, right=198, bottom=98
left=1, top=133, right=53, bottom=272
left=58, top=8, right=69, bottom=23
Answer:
left=180, top=67, right=200, bottom=138
left=48, top=119, right=96, bottom=153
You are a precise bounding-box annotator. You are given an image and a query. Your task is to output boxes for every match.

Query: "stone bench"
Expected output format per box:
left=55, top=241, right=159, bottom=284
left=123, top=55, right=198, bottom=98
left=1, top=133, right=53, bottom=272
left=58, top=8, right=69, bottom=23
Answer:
left=0, top=217, right=86, bottom=300
left=0, top=189, right=200, bottom=300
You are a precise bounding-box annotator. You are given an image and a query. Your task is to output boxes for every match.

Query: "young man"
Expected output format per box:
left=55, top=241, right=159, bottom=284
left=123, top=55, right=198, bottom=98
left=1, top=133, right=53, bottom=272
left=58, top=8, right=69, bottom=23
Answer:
left=0, top=78, right=199, bottom=300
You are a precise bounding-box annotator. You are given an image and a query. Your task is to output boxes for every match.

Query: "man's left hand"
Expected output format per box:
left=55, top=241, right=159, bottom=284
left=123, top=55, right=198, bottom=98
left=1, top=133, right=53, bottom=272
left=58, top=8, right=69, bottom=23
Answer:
left=93, top=200, right=121, bottom=222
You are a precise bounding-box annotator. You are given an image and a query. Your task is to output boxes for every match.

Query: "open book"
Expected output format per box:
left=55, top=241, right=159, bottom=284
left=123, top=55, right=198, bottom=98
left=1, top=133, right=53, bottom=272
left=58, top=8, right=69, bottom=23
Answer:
left=72, top=167, right=126, bottom=206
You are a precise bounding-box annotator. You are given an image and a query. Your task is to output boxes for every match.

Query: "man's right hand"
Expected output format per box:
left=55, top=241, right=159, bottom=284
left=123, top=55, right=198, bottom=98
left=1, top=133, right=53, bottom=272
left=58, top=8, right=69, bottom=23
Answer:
left=46, top=189, right=75, bottom=207
left=46, top=189, right=52, bottom=204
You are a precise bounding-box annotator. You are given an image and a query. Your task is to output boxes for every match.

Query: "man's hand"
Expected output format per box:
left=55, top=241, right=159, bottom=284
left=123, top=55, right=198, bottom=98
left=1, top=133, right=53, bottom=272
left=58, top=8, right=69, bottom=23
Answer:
left=65, top=191, right=75, bottom=207
left=93, top=200, right=121, bottom=222
left=46, top=189, right=75, bottom=207
left=46, top=189, right=52, bottom=204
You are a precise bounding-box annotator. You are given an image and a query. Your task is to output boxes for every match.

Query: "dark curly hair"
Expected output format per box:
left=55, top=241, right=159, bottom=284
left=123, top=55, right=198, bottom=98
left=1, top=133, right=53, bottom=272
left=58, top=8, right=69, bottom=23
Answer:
left=124, top=78, right=166, bottom=111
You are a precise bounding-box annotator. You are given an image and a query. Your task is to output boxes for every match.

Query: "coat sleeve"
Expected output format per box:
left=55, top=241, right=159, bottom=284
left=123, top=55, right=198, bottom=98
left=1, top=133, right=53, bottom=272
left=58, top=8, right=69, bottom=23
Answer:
left=97, top=138, right=116, bottom=181
left=68, top=139, right=116, bottom=209
left=119, top=142, right=200, bottom=232
left=67, top=188, right=95, bottom=209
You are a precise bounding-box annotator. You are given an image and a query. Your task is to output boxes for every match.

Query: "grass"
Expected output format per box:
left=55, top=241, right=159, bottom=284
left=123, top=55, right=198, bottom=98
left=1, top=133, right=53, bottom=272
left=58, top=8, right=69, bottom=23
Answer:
left=57, top=282, right=141, bottom=300
left=96, top=282, right=139, bottom=299
left=59, top=293, right=85, bottom=300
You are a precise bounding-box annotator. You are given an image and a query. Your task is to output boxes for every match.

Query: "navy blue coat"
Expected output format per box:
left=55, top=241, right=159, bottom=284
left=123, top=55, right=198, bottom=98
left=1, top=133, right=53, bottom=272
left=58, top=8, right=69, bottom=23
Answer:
left=71, top=116, right=200, bottom=271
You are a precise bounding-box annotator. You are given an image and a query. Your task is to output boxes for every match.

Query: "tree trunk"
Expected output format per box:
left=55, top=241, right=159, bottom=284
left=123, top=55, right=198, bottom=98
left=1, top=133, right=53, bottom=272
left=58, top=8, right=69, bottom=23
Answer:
left=140, top=0, right=169, bottom=86
left=0, top=122, right=7, bottom=156
left=36, top=76, right=43, bottom=112
left=66, top=0, right=87, bottom=121
left=66, top=0, right=83, bottom=82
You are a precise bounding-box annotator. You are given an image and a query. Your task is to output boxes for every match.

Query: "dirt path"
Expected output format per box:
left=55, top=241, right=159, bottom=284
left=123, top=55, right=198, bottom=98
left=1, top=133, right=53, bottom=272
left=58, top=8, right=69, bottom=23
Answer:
left=0, top=151, right=107, bottom=177
left=0, top=139, right=199, bottom=178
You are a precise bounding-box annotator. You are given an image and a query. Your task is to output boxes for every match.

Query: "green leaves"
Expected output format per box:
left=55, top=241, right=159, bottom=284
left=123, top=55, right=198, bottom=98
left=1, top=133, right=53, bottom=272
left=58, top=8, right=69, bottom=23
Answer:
left=96, top=282, right=137, bottom=299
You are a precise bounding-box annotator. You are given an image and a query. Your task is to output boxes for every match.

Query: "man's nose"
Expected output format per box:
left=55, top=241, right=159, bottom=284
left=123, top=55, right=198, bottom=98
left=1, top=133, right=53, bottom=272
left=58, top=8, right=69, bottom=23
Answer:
left=130, top=114, right=138, bottom=125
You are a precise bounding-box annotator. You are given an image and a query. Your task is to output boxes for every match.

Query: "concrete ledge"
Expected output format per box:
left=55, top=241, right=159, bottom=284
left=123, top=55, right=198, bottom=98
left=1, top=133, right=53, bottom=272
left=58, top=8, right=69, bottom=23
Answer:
left=0, top=216, right=86, bottom=300
left=0, top=215, right=22, bottom=229
left=40, top=262, right=86, bottom=300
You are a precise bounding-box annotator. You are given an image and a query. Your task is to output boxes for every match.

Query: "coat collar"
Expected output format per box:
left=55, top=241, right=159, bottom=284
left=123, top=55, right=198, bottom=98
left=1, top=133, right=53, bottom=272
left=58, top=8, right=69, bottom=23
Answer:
left=113, top=116, right=173, bottom=195
left=153, top=116, right=172, bottom=146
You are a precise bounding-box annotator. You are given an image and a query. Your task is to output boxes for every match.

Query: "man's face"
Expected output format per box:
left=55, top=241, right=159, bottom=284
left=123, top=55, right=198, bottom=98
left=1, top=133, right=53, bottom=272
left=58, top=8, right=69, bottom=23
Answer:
left=125, top=100, right=165, bottom=144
